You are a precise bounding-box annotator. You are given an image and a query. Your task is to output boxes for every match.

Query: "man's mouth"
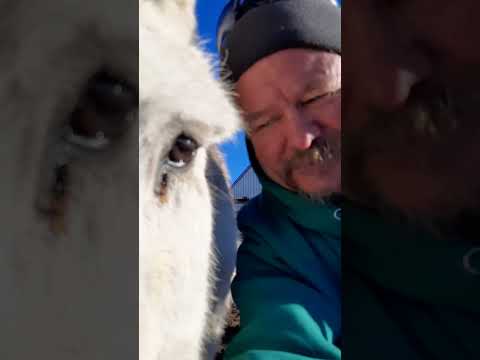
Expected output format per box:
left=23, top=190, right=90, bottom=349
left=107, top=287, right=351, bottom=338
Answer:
left=343, top=81, right=480, bottom=223
left=282, top=132, right=341, bottom=196
left=285, top=133, right=341, bottom=182
left=402, top=83, right=467, bottom=140
left=308, top=137, right=334, bottom=164
left=409, top=91, right=456, bottom=138
left=366, top=82, right=480, bottom=145
left=297, top=135, right=340, bottom=169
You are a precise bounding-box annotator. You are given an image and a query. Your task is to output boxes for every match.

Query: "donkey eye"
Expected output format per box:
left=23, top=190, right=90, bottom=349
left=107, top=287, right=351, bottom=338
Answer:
left=167, top=134, right=199, bottom=168
left=65, top=71, right=138, bottom=150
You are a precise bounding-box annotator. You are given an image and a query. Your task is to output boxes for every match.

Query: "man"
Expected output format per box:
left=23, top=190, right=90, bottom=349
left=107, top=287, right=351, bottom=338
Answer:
left=217, top=1, right=341, bottom=359
left=342, top=1, right=480, bottom=359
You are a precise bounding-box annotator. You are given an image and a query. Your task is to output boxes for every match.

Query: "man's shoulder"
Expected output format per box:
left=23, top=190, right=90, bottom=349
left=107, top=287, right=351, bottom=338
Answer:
left=237, top=193, right=262, bottom=224
left=237, top=191, right=288, bottom=233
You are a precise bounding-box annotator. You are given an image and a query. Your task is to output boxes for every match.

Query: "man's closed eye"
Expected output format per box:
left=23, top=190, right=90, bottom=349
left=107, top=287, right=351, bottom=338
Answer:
left=253, top=114, right=282, bottom=133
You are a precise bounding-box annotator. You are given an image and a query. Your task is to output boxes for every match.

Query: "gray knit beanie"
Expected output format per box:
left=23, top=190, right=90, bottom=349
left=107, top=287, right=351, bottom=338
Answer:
left=217, top=0, right=341, bottom=82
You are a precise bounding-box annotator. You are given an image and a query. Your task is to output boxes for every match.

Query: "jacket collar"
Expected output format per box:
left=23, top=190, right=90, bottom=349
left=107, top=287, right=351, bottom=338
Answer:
left=344, top=200, right=480, bottom=314
left=246, top=139, right=341, bottom=238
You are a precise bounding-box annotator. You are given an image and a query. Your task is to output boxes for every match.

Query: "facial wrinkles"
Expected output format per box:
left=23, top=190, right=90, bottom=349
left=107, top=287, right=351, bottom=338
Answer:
left=265, top=93, right=295, bottom=182
left=245, top=64, right=295, bottom=134
left=280, top=74, right=340, bottom=193
left=269, top=83, right=318, bottom=180
left=240, top=50, right=341, bottom=195
left=253, top=94, right=313, bottom=190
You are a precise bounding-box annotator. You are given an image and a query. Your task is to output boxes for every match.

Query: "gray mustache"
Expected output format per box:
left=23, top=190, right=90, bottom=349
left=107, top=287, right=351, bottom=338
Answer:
left=367, top=84, right=480, bottom=140
left=289, top=133, right=341, bottom=170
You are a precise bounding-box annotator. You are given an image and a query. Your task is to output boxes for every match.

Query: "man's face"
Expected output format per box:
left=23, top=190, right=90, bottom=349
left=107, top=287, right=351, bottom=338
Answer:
left=236, top=49, right=341, bottom=198
left=343, top=0, right=480, bottom=221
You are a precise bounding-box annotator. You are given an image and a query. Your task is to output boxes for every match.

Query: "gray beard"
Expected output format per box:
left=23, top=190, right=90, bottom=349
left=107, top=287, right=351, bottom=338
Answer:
left=343, top=81, right=480, bottom=242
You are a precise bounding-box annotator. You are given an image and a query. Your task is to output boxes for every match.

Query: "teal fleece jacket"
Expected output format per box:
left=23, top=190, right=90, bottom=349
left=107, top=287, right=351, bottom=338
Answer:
left=343, top=202, right=480, bottom=360
left=224, top=142, right=341, bottom=360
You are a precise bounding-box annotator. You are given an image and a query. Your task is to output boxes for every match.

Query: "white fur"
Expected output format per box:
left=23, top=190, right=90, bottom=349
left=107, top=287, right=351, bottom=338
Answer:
left=1, top=0, right=239, bottom=359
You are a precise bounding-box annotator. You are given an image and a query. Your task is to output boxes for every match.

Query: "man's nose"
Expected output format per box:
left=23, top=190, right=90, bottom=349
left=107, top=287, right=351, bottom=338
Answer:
left=287, top=109, right=319, bottom=151
left=364, top=52, right=431, bottom=111
left=344, top=6, right=432, bottom=112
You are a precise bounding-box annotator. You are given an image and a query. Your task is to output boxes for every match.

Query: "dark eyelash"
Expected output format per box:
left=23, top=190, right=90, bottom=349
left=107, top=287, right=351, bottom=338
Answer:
left=303, top=96, right=320, bottom=106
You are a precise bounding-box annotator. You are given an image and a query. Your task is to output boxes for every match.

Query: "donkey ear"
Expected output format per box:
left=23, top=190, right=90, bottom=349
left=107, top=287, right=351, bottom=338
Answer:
left=173, top=0, right=196, bottom=11
left=172, top=0, right=197, bottom=32
left=141, top=0, right=198, bottom=42
left=148, top=0, right=197, bottom=38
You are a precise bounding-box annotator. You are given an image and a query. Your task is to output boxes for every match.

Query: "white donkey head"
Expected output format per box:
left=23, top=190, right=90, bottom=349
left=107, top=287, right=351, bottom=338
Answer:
left=140, top=1, right=239, bottom=359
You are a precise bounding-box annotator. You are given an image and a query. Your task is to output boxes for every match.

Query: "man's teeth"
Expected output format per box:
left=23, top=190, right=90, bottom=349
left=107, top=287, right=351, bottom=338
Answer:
left=311, top=143, right=334, bottom=163
left=427, top=121, right=439, bottom=136
left=326, top=147, right=333, bottom=159
left=412, top=97, right=460, bottom=138
left=312, top=148, right=324, bottom=162
left=413, top=107, right=430, bottom=133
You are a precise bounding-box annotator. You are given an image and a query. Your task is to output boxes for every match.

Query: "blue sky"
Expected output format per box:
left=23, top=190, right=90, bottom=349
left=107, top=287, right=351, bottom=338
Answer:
left=195, top=0, right=250, bottom=183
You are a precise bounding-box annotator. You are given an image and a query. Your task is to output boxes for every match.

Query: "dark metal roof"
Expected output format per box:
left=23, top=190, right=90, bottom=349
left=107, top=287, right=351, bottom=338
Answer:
left=231, top=165, right=262, bottom=200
